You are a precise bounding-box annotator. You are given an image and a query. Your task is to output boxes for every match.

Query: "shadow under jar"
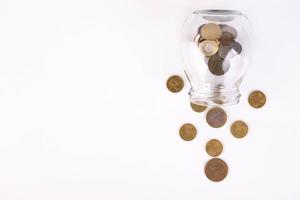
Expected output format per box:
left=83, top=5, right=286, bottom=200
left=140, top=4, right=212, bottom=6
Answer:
left=181, top=10, right=251, bottom=106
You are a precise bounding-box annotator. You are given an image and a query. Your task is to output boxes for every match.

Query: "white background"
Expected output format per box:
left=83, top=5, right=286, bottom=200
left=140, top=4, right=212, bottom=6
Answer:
left=0, top=0, right=300, bottom=199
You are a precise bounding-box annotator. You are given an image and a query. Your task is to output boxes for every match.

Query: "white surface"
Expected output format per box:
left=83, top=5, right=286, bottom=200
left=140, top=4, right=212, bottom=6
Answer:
left=0, top=0, right=299, bottom=199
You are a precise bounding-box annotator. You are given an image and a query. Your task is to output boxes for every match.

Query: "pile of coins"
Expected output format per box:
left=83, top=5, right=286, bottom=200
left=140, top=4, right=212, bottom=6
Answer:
left=166, top=75, right=267, bottom=182
left=194, top=23, right=242, bottom=76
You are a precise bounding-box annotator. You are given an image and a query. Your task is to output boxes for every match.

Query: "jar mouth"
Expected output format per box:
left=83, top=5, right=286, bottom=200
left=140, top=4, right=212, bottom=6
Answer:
left=193, top=10, right=242, bottom=16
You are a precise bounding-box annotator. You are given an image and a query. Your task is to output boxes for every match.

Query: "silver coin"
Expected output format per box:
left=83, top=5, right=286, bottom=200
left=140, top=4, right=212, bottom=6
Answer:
left=218, top=45, right=231, bottom=58
left=222, top=26, right=238, bottom=38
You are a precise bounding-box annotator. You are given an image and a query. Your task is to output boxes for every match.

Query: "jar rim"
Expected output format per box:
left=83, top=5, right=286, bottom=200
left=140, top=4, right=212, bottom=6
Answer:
left=193, top=10, right=242, bottom=16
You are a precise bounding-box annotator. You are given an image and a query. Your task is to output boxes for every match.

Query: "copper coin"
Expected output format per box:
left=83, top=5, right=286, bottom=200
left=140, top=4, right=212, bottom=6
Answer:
left=205, top=158, right=228, bottom=182
left=191, top=102, right=207, bottom=113
left=231, top=120, right=248, bottom=138
left=200, top=23, right=222, bottom=40
left=166, top=75, right=184, bottom=93
left=179, top=123, right=197, bottom=141
left=208, top=54, right=229, bottom=76
left=248, top=90, right=266, bottom=108
left=206, top=107, right=227, bottom=128
left=206, top=139, right=223, bottom=157
left=219, top=32, right=235, bottom=45
left=199, top=40, right=219, bottom=56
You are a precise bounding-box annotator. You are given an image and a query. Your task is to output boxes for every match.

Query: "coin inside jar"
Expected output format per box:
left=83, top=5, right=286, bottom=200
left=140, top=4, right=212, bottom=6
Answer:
left=166, top=75, right=184, bottom=93
left=179, top=123, right=197, bottom=141
left=221, top=25, right=238, bottom=39
left=200, top=23, right=222, bottom=40
left=190, top=102, right=207, bottom=113
left=231, top=120, right=248, bottom=138
left=199, top=40, right=219, bottom=56
left=218, top=45, right=232, bottom=58
left=219, top=32, right=235, bottom=46
left=248, top=90, right=266, bottom=108
left=208, top=54, right=229, bottom=76
left=206, top=139, right=223, bottom=157
left=230, top=41, right=242, bottom=54
left=205, top=158, right=228, bottom=182
left=206, top=107, right=227, bottom=128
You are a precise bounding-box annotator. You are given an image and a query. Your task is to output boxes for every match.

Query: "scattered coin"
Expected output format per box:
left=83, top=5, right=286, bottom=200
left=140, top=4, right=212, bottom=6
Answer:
left=231, top=120, right=248, bottom=138
left=206, top=107, right=227, bottom=128
left=230, top=41, right=242, bottom=54
left=191, top=102, right=207, bottom=112
left=206, top=139, right=223, bottom=157
left=179, top=123, right=197, bottom=141
left=200, top=23, right=222, bottom=40
left=166, top=75, right=184, bottom=93
left=248, top=90, right=266, bottom=108
left=199, top=40, right=219, bottom=56
left=205, top=158, right=228, bottom=182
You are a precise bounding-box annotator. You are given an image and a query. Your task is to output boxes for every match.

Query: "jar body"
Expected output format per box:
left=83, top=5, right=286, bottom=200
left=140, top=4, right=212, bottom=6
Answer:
left=181, top=10, right=251, bottom=106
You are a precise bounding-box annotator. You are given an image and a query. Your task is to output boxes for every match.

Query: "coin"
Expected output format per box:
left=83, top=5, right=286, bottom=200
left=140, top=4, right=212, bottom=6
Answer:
left=199, top=40, right=219, bottom=56
left=218, top=45, right=231, bottom=58
left=179, top=123, right=197, bottom=141
left=206, top=139, right=223, bottom=157
left=206, top=107, right=227, bottom=128
left=231, top=120, right=248, bottom=138
left=200, top=23, right=222, bottom=40
left=205, top=158, right=228, bottom=182
left=248, top=90, right=266, bottom=108
left=191, top=102, right=207, bottom=112
left=208, top=54, right=229, bottom=76
left=230, top=41, right=242, bottom=54
left=219, top=32, right=235, bottom=45
left=219, top=24, right=227, bottom=28
left=166, top=75, right=184, bottom=93
left=222, top=25, right=238, bottom=39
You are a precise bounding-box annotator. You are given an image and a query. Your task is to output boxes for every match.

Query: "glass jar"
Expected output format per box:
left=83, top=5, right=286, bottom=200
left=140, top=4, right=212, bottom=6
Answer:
left=181, top=10, right=251, bottom=106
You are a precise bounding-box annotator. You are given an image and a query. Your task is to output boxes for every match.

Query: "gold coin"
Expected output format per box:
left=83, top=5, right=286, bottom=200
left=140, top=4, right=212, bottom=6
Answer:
left=205, top=158, right=228, bottom=182
left=190, top=102, right=207, bottom=113
left=200, top=23, right=222, bottom=40
left=166, top=75, right=184, bottom=93
left=206, top=139, right=223, bottom=157
left=179, top=123, right=197, bottom=141
left=206, top=107, right=227, bottom=128
left=231, top=120, right=248, bottom=138
left=199, top=40, right=219, bottom=56
left=248, top=90, right=266, bottom=108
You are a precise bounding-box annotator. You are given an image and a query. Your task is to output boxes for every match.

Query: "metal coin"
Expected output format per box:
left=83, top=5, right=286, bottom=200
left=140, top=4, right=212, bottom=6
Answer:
left=166, top=75, right=184, bottom=93
left=219, top=32, right=235, bottom=45
left=248, top=90, right=266, bottom=108
left=204, top=56, right=210, bottom=65
left=218, top=45, right=232, bottom=58
left=205, top=158, right=228, bottom=182
left=219, top=24, right=227, bottom=28
left=200, top=23, right=222, bottom=40
left=231, top=120, right=248, bottom=138
left=194, top=34, right=204, bottom=44
left=222, top=25, right=238, bottom=38
left=208, top=54, right=229, bottom=76
left=206, top=107, right=227, bottom=128
left=230, top=41, right=242, bottom=54
left=206, top=139, right=223, bottom=157
left=190, top=102, right=207, bottom=113
left=199, top=40, right=219, bottom=56
left=179, top=123, right=197, bottom=141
